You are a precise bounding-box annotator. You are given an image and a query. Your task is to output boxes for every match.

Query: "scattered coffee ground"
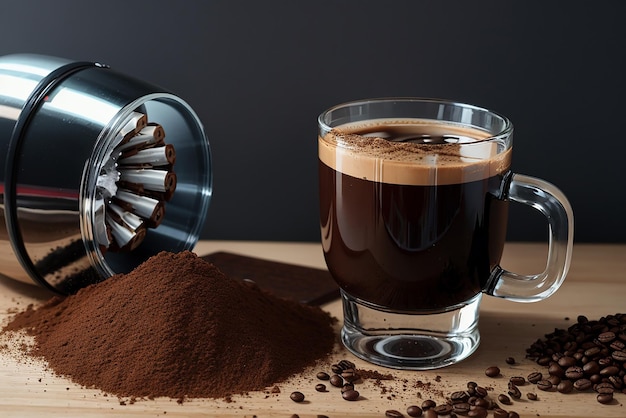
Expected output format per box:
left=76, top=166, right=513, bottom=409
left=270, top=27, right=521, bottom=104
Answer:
left=2, top=251, right=336, bottom=400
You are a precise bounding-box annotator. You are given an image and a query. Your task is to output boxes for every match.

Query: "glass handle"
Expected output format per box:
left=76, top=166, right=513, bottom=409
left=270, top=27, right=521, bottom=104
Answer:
left=486, top=174, right=574, bottom=302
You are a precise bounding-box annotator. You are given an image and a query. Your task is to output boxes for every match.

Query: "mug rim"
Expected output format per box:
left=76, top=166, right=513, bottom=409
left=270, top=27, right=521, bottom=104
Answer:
left=317, top=97, right=513, bottom=144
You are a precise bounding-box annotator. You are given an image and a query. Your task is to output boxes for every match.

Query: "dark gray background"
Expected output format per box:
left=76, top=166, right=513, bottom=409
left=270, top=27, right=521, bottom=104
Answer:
left=2, top=1, right=624, bottom=243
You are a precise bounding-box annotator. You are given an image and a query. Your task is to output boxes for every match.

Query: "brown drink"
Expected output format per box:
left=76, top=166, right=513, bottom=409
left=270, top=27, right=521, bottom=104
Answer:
left=319, top=119, right=512, bottom=312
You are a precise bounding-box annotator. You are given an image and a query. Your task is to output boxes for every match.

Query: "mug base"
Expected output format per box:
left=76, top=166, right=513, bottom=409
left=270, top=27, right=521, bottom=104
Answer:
left=340, top=292, right=481, bottom=370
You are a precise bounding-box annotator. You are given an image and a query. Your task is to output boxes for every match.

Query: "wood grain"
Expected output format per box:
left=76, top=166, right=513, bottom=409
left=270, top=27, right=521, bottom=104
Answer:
left=1, top=242, right=625, bottom=418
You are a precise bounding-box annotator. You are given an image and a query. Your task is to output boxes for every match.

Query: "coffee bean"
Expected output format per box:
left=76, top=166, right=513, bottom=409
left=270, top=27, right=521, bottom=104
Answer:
left=598, top=331, right=616, bottom=343
left=527, top=392, right=538, bottom=400
left=485, top=366, right=501, bottom=377
left=565, top=365, right=584, bottom=380
left=584, top=346, right=602, bottom=357
left=548, top=363, right=564, bottom=377
left=594, top=382, right=615, bottom=394
left=597, top=392, right=613, bottom=404
left=583, top=360, right=600, bottom=375
left=505, top=356, right=516, bottom=365
left=423, top=410, right=437, bottom=418
left=316, top=371, right=330, bottom=380
left=290, top=414, right=299, bottom=418
left=421, top=399, right=436, bottom=410
left=433, top=404, right=452, bottom=415
left=557, top=380, right=574, bottom=393
left=612, top=349, right=626, bottom=362
left=467, top=381, right=478, bottom=389
left=600, top=365, right=620, bottom=376
left=573, top=378, right=592, bottom=391
left=547, top=375, right=561, bottom=386
left=341, top=369, right=360, bottom=383
left=474, top=397, right=489, bottom=408
left=527, top=371, right=543, bottom=384
left=509, top=376, right=525, bottom=386
left=557, top=355, right=576, bottom=368
left=406, top=405, right=423, bottom=417
left=452, top=402, right=470, bottom=414
left=590, top=373, right=603, bottom=384
left=315, top=383, right=326, bottom=392
left=537, top=379, right=553, bottom=391
left=508, top=412, right=520, bottom=418
left=507, top=382, right=522, bottom=399
left=385, top=410, right=404, bottom=418
left=537, top=356, right=551, bottom=366
left=474, top=386, right=488, bottom=398
left=341, top=389, right=359, bottom=401
left=329, top=374, right=343, bottom=387
left=609, top=375, right=623, bottom=390
left=497, top=394, right=511, bottom=405
left=552, top=352, right=564, bottom=362
left=290, top=391, right=305, bottom=402
left=493, top=408, right=508, bottom=418
left=340, top=383, right=354, bottom=393
left=467, top=407, right=487, bottom=418
left=450, top=390, right=469, bottom=403
left=331, top=364, right=343, bottom=374
left=338, top=359, right=356, bottom=370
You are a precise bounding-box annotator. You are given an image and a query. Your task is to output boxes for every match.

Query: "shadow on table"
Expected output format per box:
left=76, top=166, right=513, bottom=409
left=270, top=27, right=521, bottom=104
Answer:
left=0, top=273, right=52, bottom=301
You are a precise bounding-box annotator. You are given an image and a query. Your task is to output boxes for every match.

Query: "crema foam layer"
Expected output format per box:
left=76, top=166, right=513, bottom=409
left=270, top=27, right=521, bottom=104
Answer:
left=319, top=118, right=512, bottom=185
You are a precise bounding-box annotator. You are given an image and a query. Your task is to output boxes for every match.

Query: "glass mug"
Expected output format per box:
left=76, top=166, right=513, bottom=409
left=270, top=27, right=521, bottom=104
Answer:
left=317, top=98, right=573, bottom=370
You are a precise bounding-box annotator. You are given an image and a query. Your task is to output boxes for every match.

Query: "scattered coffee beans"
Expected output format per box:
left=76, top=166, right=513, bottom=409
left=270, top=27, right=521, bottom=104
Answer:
left=527, top=392, right=538, bottom=400
left=505, top=356, right=516, bottom=365
left=385, top=410, right=404, bottom=418
left=526, top=312, right=626, bottom=407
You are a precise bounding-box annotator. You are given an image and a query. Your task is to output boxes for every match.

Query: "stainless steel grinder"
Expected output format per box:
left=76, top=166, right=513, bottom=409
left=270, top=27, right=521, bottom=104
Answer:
left=0, top=53, right=212, bottom=294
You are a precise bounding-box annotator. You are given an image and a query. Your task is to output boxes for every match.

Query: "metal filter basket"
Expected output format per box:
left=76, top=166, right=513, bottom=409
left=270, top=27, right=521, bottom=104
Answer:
left=0, top=53, right=212, bottom=294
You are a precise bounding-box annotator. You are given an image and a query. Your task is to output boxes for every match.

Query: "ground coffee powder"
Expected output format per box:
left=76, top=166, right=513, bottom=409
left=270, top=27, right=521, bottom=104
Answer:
left=2, top=251, right=336, bottom=400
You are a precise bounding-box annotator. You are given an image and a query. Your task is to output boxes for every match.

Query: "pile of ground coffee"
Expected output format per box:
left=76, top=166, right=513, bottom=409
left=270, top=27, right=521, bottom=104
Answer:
left=2, top=251, right=336, bottom=400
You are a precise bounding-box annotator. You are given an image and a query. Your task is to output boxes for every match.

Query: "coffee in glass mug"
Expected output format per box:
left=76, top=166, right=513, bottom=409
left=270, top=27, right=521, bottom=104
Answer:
left=318, top=98, right=573, bottom=370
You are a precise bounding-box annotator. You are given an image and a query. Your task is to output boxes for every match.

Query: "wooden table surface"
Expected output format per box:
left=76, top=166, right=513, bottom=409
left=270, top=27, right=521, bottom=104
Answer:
left=1, top=241, right=625, bottom=418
